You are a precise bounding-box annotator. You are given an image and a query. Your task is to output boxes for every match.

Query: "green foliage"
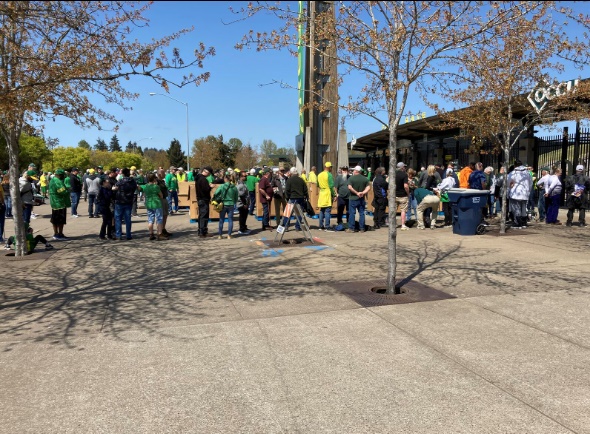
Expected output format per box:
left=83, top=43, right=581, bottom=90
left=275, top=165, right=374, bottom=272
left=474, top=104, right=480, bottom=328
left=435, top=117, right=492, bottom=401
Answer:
left=78, top=140, right=91, bottom=150
left=89, top=150, right=115, bottom=170
left=109, top=134, right=122, bottom=152
left=111, top=151, right=142, bottom=169
left=143, top=148, right=170, bottom=170
left=167, top=138, right=186, bottom=168
left=95, top=138, right=108, bottom=151
left=20, top=134, right=52, bottom=171
left=46, top=147, right=91, bottom=171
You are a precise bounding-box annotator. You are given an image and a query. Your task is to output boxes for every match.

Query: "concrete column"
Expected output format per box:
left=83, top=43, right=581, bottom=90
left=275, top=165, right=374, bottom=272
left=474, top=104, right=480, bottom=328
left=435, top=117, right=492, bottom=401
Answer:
left=304, top=126, right=312, bottom=172
left=337, top=128, right=348, bottom=169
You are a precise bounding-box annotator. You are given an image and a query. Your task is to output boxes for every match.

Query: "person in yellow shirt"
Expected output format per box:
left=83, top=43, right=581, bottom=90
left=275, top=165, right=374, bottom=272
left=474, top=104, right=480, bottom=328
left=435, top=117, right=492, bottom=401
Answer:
left=307, top=166, right=318, bottom=184
left=300, top=169, right=308, bottom=183
left=39, top=172, right=48, bottom=198
left=175, top=167, right=187, bottom=183
left=317, top=162, right=336, bottom=231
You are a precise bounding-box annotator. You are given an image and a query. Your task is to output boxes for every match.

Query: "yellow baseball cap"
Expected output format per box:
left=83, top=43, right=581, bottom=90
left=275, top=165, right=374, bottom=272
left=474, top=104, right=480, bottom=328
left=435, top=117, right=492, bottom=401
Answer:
left=325, top=162, right=332, bottom=168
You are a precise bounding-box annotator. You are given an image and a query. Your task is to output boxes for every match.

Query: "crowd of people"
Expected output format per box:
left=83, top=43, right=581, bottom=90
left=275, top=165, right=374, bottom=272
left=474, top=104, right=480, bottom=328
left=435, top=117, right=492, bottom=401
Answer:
left=2, top=159, right=588, bottom=252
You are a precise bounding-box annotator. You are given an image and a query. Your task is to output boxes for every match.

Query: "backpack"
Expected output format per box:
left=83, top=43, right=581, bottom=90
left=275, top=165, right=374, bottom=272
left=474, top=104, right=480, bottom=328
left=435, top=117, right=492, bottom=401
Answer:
left=116, top=178, right=136, bottom=204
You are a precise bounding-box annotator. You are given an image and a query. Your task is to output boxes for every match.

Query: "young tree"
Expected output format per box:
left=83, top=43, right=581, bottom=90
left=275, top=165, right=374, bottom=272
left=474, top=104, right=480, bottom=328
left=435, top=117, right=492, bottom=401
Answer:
left=237, top=1, right=554, bottom=293
left=19, top=133, right=52, bottom=171
left=192, top=135, right=223, bottom=169
left=95, top=138, right=108, bottom=152
left=45, top=147, right=91, bottom=172
left=234, top=144, right=259, bottom=171
left=143, top=148, right=170, bottom=170
left=109, top=135, right=122, bottom=153
left=436, top=4, right=590, bottom=234
left=167, top=138, right=186, bottom=168
left=0, top=1, right=214, bottom=256
left=258, top=139, right=278, bottom=166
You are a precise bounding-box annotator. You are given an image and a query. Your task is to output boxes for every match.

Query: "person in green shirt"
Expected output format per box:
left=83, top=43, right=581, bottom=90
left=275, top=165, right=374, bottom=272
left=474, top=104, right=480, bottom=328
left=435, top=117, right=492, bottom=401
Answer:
left=141, top=173, right=166, bottom=241
left=246, top=169, right=259, bottom=215
left=165, top=166, right=179, bottom=214
left=48, top=168, right=71, bottom=240
left=4, top=226, right=53, bottom=253
left=187, top=169, right=195, bottom=182
left=135, top=169, right=146, bottom=202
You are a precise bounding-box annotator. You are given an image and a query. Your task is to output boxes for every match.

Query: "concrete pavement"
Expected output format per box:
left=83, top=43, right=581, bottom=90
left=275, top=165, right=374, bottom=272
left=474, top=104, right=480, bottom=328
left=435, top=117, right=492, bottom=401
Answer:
left=1, top=202, right=589, bottom=433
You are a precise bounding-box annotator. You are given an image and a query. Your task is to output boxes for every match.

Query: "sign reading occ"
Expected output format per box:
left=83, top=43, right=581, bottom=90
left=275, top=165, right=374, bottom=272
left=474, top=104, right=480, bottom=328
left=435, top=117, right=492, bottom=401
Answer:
left=528, top=79, right=579, bottom=113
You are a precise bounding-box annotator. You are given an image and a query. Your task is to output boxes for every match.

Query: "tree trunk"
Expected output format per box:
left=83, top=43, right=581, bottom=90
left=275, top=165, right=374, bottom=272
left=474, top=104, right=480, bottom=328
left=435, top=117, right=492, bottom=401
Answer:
left=6, top=128, right=26, bottom=256
left=499, top=146, right=510, bottom=234
left=386, top=125, right=398, bottom=293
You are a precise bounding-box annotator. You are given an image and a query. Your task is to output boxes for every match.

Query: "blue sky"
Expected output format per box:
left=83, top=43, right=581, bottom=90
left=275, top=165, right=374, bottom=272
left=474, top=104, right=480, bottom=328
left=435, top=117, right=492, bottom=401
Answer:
left=40, top=1, right=357, bottom=152
left=39, top=1, right=588, bottom=153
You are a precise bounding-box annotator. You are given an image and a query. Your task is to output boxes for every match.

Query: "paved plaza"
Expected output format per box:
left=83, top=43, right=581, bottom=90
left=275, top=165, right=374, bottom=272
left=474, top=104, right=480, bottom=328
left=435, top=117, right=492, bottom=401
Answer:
left=1, top=202, right=589, bottom=433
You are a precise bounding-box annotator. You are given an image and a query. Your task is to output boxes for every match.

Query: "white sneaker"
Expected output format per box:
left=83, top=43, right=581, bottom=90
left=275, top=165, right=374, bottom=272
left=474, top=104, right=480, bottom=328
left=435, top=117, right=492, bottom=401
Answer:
left=31, top=215, right=37, bottom=219
left=401, top=225, right=410, bottom=231
left=3, top=244, right=11, bottom=250
left=416, top=224, right=425, bottom=230
left=72, top=214, right=79, bottom=218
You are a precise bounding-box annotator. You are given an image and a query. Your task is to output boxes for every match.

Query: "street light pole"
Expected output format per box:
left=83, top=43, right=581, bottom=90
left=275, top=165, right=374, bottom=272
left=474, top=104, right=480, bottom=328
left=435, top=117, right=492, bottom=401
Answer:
left=149, top=92, right=190, bottom=171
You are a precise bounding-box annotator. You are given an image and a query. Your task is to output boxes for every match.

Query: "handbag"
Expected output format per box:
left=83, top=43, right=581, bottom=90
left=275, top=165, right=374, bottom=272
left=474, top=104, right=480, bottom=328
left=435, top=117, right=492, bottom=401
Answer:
left=212, top=184, right=228, bottom=212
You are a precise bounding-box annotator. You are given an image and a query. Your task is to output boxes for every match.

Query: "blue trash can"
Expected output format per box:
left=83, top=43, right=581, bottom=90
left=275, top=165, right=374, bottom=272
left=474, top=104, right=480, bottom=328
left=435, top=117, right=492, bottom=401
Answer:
left=447, top=188, right=490, bottom=236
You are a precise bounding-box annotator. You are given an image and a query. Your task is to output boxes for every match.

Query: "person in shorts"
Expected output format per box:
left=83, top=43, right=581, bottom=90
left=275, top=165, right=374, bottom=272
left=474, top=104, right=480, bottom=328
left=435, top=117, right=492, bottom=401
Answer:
left=48, top=168, right=70, bottom=240
left=141, top=173, right=166, bottom=241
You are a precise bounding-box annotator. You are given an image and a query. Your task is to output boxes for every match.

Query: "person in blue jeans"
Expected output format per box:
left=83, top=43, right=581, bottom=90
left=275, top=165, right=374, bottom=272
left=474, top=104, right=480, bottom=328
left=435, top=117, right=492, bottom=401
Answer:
left=215, top=174, right=238, bottom=239
left=345, top=166, right=371, bottom=232
left=113, top=168, right=137, bottom=240
left=405, top=168, right=418, bottom=222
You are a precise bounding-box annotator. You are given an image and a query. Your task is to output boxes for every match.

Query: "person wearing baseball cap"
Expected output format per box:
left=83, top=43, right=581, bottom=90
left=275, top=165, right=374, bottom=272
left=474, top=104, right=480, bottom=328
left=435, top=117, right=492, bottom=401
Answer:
left=48, top=168, right=70, bottom=240
left=564, top=164, right=590, bottom=227
left=317, top=162, right=336, bottom=231
left=246, top=168, right=258, bottom=215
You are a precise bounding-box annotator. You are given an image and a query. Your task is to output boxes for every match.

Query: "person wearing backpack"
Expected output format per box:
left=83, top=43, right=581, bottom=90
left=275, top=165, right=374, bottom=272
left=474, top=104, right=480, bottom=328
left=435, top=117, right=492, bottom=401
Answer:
left=113, top=168, right=138, bottom=240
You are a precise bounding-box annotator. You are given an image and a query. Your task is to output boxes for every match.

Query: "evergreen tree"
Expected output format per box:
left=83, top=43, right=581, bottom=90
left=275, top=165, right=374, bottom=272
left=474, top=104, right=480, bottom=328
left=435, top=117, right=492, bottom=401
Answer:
left=95, top=138, right=108, bottom=151
left=109, top=134, right=122, bottom=152
left=125, top=141, right=137, bottom=153
left=166, top=138, right=185, bottom=168
left=78, top=139, right=91, bottom=150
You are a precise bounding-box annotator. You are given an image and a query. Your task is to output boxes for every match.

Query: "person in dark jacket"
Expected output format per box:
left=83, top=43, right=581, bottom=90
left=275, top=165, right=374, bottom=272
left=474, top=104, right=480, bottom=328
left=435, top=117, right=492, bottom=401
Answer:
left=113, top=168, right=137, bottom=240
left=335, top=166, right=351, bottom=226
left=195, top=166, right=213, bottom=237
left=68, top=168, right=83, bottom=217
left=372, top=167, right=389, bottom=229
left=97, top=178, right=115, bottom=240
left=564, top=164, right=590, bottom=227
left=281, top=167, right=308, bottom=231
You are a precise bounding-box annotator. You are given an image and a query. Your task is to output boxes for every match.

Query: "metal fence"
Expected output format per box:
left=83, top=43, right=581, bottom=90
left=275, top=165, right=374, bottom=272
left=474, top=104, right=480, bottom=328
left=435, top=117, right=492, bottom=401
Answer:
left=535, top=127, right=590, bottom=177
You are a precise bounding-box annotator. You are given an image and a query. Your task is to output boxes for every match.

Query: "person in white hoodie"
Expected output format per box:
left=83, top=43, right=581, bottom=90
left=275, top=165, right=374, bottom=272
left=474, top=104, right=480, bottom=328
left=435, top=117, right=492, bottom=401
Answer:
left=507, top=160, right=532, bottom=229
left=536, top=168, right=550, bottom=222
